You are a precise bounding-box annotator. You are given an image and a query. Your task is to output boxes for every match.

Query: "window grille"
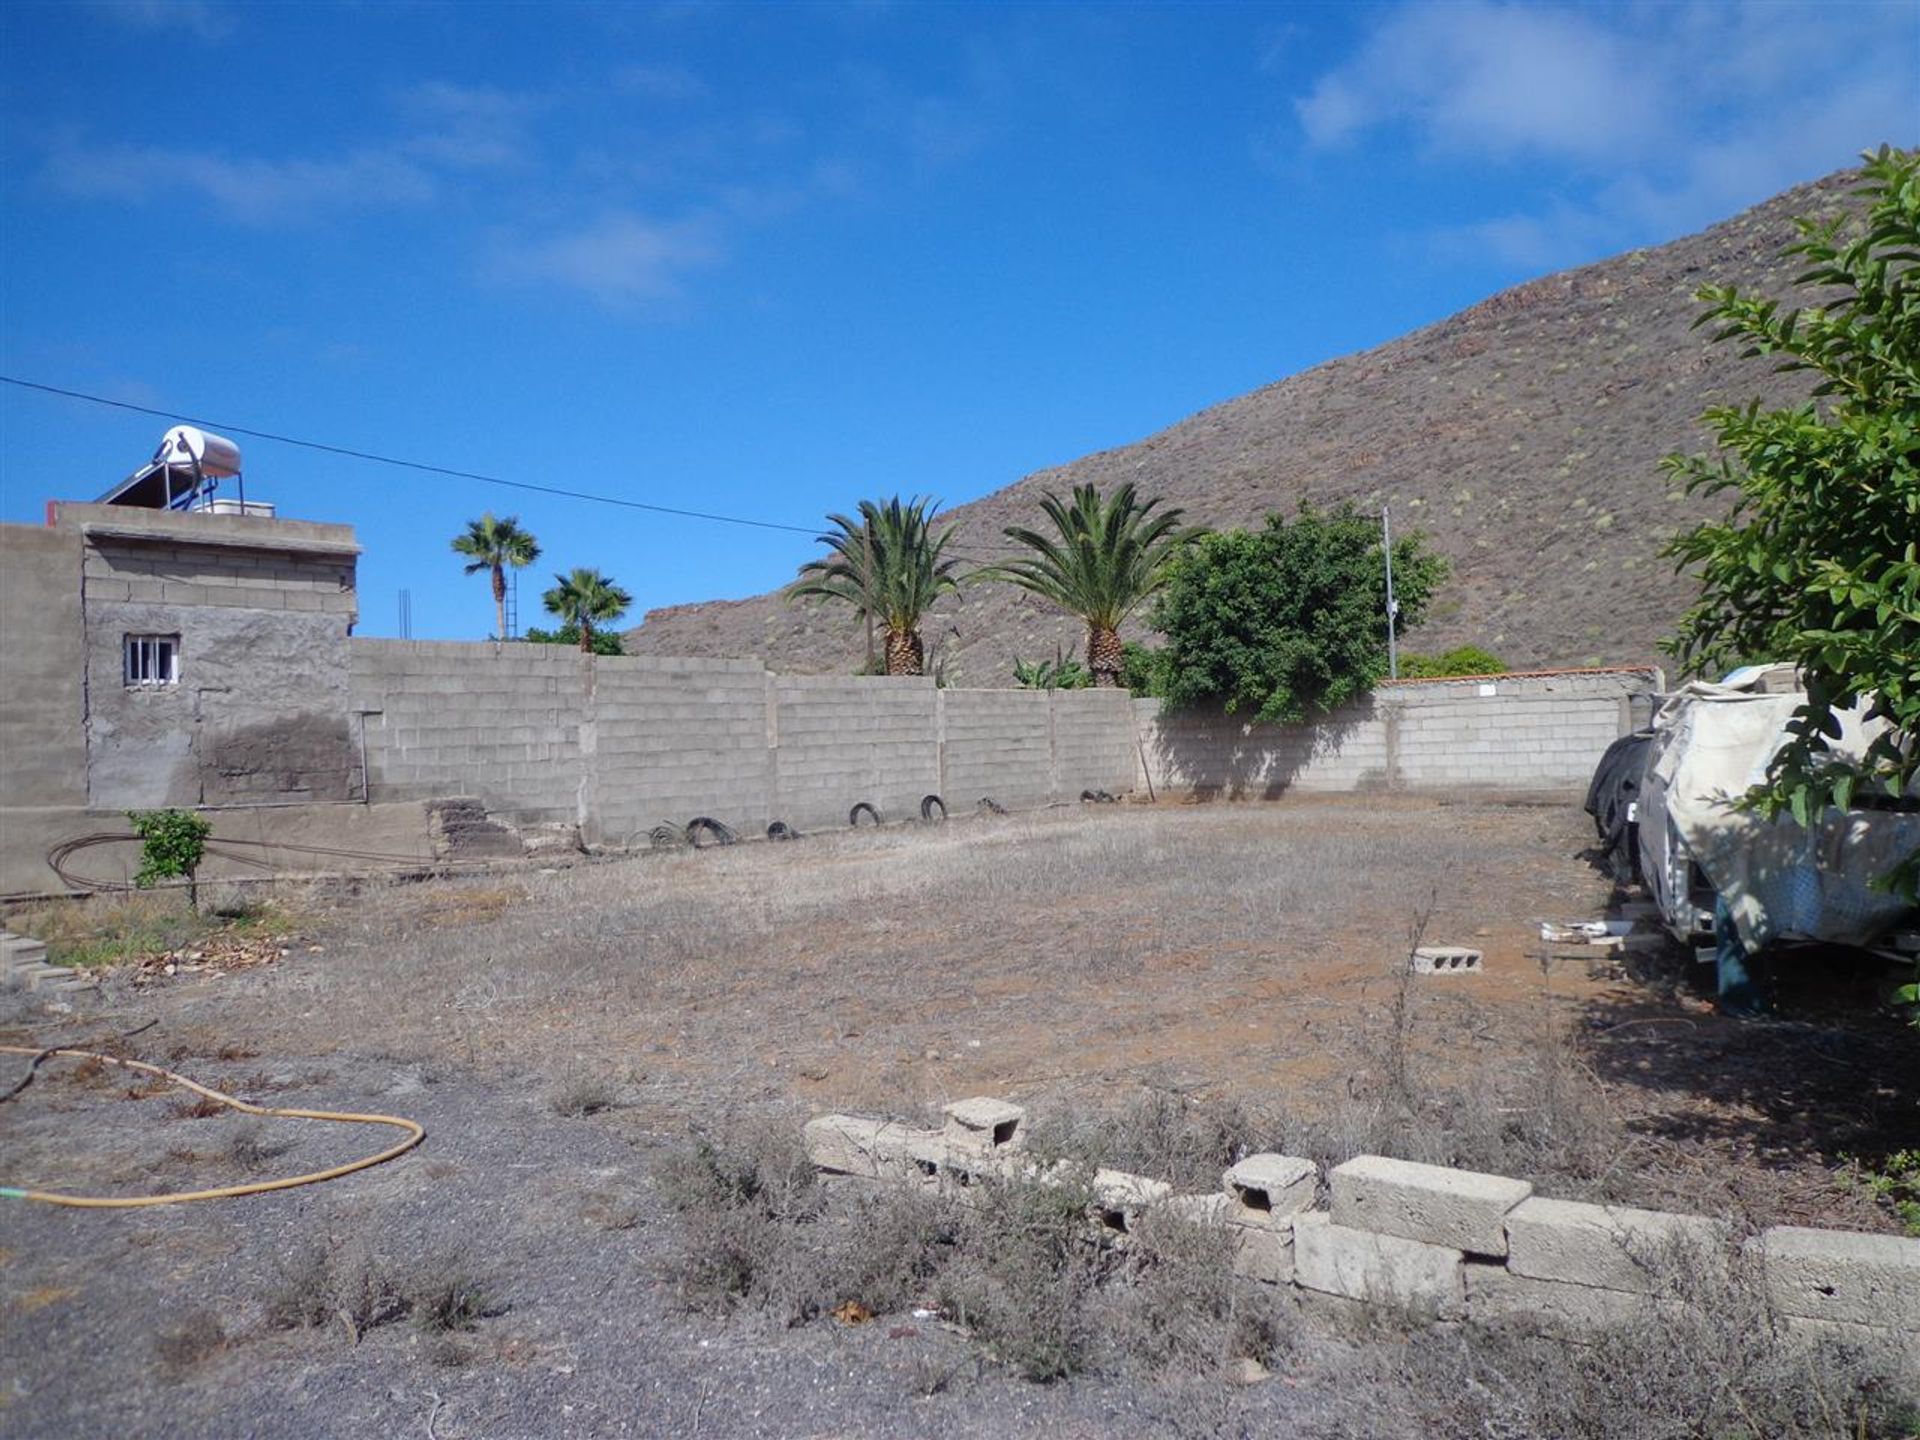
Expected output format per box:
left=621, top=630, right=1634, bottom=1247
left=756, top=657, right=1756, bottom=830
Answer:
left=124, top=634, right=179, bottom=686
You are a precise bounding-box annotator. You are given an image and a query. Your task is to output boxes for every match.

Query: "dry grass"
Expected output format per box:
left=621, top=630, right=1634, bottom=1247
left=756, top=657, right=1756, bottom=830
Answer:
left=263, top=1240, right=405, bottom=1336
left=2, top=891, right=306, bottom=969
left=1285, top=1251, right=1920, bottom=1440
left=170, top=801, right=1910, bottom=1232
left=547, top=1066, right=619, bottom=1117
left=659, top=1121, right=1917, bottom=1431
left=152, top=1309, right=228, bottom=1381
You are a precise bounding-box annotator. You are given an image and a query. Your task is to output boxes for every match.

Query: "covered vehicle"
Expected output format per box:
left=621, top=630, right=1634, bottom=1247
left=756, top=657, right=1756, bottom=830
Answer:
left=1585, top=730, right=1653, bottom=884
left=1636, top=670, right=1920, bottom=952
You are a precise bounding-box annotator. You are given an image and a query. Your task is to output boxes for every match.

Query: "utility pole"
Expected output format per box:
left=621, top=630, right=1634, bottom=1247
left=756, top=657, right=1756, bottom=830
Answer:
left=1382, top=506, right=1399, bottom=680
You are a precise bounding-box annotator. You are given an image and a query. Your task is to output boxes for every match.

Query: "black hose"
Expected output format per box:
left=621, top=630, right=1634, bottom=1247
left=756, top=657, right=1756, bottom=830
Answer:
left=766, top=821, right=801, bottom=842
left=848, top=802, right=882, bottom=828
left=648, top=824, right=686, bottom=850
left=44, top=831, right=481, bottom=893
left=685, top=817, right=737, bottom=848
left=1080, top=789, right=1116, bottom=804
left=919, top=795, right=947, bottom=822
left=977, top=798, right=1007, bottom=815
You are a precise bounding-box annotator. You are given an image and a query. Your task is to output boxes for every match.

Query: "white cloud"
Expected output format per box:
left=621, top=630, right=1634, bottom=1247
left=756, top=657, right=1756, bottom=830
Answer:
left=1294, top=1, right=1920, bottom=268
left=45, top=142, right=435, bottom=225
left=1296, top=2, right=1665, bottom=161
left=88, top=0, right=232, bottom=41
left=491, top=212, right=723, bottom=303
left=400, top=81, right=537, bottom=171
left=614, top=63, right=710, bottom=103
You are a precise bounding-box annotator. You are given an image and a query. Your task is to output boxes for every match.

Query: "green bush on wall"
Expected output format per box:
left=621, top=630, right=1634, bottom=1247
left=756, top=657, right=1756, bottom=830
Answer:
left=1397, top=646, right=1509, bottom=679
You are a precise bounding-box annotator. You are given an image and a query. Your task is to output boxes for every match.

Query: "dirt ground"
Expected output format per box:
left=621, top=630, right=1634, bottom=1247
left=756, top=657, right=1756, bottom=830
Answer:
left=3, top=797, right=1914, bottom=1437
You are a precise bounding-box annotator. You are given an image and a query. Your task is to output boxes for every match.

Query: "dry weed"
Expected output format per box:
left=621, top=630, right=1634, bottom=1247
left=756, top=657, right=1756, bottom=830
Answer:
left=153, top=1309, right=228, bottom=1380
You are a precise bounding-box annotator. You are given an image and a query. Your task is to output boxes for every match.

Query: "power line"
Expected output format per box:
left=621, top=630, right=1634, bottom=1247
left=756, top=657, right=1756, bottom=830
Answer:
left=0, top=374, right=823, bottom=536
left=0, top=372, right=1015, bottom=566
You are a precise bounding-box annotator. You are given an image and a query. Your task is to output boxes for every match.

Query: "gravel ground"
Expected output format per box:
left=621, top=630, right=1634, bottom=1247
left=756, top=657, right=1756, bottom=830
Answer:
left=3, top=798, right=1912, bottom=1436
left=2, top=1059, right=1369, bottom=1439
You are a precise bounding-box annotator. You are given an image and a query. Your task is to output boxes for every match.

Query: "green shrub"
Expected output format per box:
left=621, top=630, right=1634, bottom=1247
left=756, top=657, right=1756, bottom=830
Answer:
left=127, top=808, right=213, bottom=908
left=1396, top=646, right=1509, bottom=679
left=1012, top=654, right=1092, bottom=689
left=1121, top=642, right=1168, bottom=697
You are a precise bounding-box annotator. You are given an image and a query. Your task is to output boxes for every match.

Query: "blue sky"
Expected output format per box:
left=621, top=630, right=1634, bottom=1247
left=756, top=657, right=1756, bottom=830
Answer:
left=2, top=1, right=1913, bottom=641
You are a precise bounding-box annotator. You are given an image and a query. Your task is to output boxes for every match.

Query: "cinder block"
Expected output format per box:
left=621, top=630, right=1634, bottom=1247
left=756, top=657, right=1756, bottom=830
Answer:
left=1464, top=1262, right=1665, bottom=1336
left=802, top=1115, right=922, bottom=1181
left=1754, top=1225, right=1920, bottom=1330
left=1410, top=945, right=1482, bottom=975
left=1166, top=1192, right=1230, bottom=1225
left=1092, top=1168, right=1173, bottom=1233
left=941, top=1096, right=1026, bottom=1153
left=1506, top=1197, right=1727, bottom=1294
left=1330, top=1155, right=1531, bottom=1256
left=1778, top=1314, right=1920, bottom=1369
left=1223, top=1154, right=1317, bottom=1227
left=1293, top=1212, right=1465, bottom=1318
left=1230, top=1220, right=1297, bottom=1285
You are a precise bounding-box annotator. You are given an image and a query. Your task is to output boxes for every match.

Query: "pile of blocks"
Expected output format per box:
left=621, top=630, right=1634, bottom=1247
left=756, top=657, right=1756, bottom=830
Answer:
left=804, top=1098, right=1920, bottom=1357
left=0, top=930, right=91, bottom=995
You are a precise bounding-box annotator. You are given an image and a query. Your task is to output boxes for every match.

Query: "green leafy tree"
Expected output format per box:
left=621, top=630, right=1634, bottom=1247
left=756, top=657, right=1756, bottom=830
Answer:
left=127, top=808, right=213, bottom=911
left=524, top=623, right=624, bottom=655
left=541, top=567, right=632, bottom=653
left=1120, top=641, right=1168, bottom=697
left=1398, top=646, right=1509, bottom=679
left=788, top=496, right=962, bottom=676
left=1152, top=503, right=1447, bottom=723
left=452, top=513, right=541, bottom=641
left=1662, top=146, right=1920, bottom=901
left=991, top=483, right=1198, bottom=687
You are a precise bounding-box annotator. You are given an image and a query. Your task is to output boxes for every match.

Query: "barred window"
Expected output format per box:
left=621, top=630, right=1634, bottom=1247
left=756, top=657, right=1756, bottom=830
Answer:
left=124, top=634, right=179, bottom=687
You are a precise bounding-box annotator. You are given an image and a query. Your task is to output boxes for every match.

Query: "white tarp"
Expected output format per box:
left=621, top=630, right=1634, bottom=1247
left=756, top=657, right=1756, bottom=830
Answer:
left=1647, top=682, right=1919, bottom=950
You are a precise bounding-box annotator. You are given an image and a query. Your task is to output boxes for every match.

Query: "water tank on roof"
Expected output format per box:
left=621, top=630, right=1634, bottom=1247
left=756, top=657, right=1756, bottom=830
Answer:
left=154, top=425, right=242, bottom=478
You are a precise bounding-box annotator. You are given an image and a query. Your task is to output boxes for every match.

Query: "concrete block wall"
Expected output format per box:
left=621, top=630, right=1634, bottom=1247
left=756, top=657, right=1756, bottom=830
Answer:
left=351, top=640, right=587, bottom=824
left=771, top=675, right=942, bottom=830
left=941, top=688, right=1054, bottom=811
left=81, top=537, right=356, bottom=617
left=595, top=656, right=772, bottom=844
left=1136, top=695, right=1392, bottom=798
left=804, top=1102, right=1920, bottom=1355
left=1050, top=690, right=1140, bottom=798
left=0, top=524, right=87, bottom=810
left=1136, top=668, right=1660, bottom=800
left=346, top=642, right=1144, bottom=840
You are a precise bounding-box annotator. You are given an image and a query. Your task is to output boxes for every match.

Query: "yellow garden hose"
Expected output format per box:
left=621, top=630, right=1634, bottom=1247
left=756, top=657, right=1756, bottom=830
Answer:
left=0, top=1045, right=424, bottom=1208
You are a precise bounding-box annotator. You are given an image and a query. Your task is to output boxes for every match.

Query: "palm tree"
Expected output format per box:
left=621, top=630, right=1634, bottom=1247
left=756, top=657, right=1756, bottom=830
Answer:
left=452, top=513, right=541, bottom=641
left=541, top=567, right=633, bottom=653
left=992, top=482, right=1197, bottom=687
left=788, top=496, right=962, bottom=676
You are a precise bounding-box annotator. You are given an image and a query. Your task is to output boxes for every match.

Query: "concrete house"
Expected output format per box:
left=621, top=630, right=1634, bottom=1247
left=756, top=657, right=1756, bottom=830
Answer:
left=1, top=430, right=364, bottom=893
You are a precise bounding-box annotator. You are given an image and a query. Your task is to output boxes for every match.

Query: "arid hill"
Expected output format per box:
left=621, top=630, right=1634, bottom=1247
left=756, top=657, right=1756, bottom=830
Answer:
left=628, top=170, right=1858, bottom=686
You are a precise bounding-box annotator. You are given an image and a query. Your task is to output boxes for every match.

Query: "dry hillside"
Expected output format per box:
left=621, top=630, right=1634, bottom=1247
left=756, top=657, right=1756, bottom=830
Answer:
left=628, top=170, right=1860, bottom=686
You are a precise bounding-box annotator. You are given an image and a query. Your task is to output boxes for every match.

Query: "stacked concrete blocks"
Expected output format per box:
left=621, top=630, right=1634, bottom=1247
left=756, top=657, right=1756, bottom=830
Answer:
left=800, top=1101, right=1920, bottom=1354
left=1293, top=1212, right=1468, bottom=1319
left=1093, top=1169, right=1175, bottom=1238
left=1505, top=1197, right=1726, bottom=1293
left=1223, top=1153, right=1316, bottom=1284
left=1330, top=1155, right=1531, bottom=1256
left=0, top=931, right=92, bottom=994
left=943, top=1096, right=1026, bottom=1154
